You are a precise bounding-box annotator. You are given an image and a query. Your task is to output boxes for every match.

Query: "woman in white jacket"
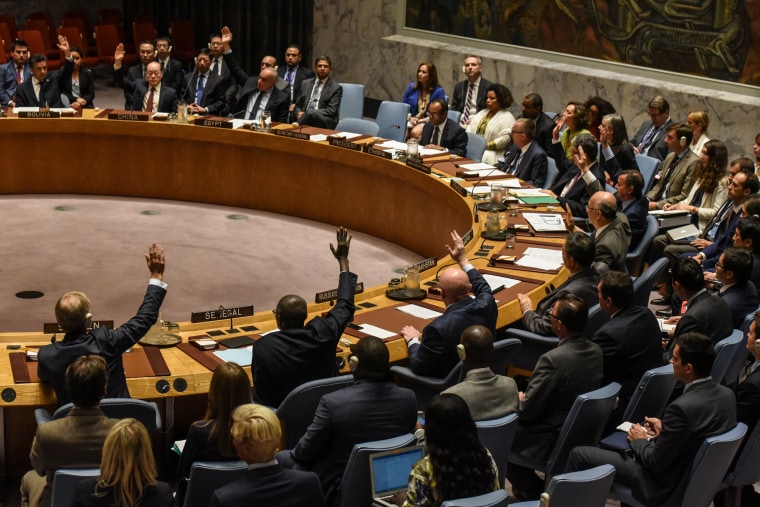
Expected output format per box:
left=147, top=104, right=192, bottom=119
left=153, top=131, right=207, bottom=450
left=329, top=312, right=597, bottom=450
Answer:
left=466, top=84, right=515, bottom=165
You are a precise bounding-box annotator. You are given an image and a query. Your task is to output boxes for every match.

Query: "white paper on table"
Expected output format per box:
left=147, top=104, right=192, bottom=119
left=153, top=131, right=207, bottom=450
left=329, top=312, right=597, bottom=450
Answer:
left=51, top=108, right=77, bottom=114
left=523, top=247, right=564, bottom=265
left=376, top=140, right=407, bottom=150
left=515, top=256, right=562, bottom=271
left=462, top=168, right=508, bottom=177
left=13, top=107, right=39, bottom=113
left=482, top=274, right=521, bottom=290
left=213, top=346, right=253, bottom=366
left=522, top=213, right=567, bottom=232
left=357, top=324, right=397, bottom=339
left=335, top=131, right=364, bottom=140
left=460, top=162, right=497, bottom=170
left=309, top=134, right=329, bottom=142
left=649, top=209, right=689, bottom=216
left=397, top=304, right=443, bottom=319
left=492, top=179, right=522, bottom=188
left=511, top=188, right=549, bottom=196
left=231, top=119, right=254, bottom=129
left=418, top=147, right=448, bottom=157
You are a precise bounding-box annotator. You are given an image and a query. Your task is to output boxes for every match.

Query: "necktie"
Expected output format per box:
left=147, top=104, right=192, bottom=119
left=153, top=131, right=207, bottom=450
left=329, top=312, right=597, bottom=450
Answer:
left=143, top=66, right=147, bottom=80
left=196, top=74, right=205, bottom=105
left=17, top=66, right=22, bottom=85
left=249, top=91, right=264, bottom=121
left=161, top=61, right=166, bottom=73
left=509, top=152, right=523, bottom=175
left=689, top=188, right=705, bottom=226
left=638, top=125, right=658, bottom=153
left=657, top=155, right=679, bottom=200
left=461, top=83, right=474, bottom=124
left=432, top=126, right=441, bottom=146
left=212, top=59, right=219, bottom=75
left=308, top=81, right=321, bottom=111
left=561, top=171, right=582, bottom=198
left=145, top=87, right=155, bottom=113
left=286, top=69, right=295, bottom=101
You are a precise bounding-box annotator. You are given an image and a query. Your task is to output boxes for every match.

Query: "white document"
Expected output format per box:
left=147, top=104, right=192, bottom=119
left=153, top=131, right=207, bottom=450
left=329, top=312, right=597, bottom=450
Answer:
left=516, top=247, right=564, bottom=271
left=460, top=162, right=497, bottom=170
left=481, top=274, right=521, bottom=290
left=523, top=213, right=567, bottom=232
left=418, top=147, right=448, bottom=157
left=376, top=140, right=407, bottom=150
left=357, top=324, right=397, bottom=339
left=397, top=304, right=443, bottom=320
left=12, top=107, right=39, bottom=113
left=309, top=134, right=329, bottom=142
left=649, top=209, right=689, bottom=216
left=461, top=168, right=508, bottom=177
left=335, top=131, right=364, bottom=139
left=231, top=119, right=255, bottom=129
left=213, top=346, right=253, bottom=366
left=509, top=188, right=547, bottom=196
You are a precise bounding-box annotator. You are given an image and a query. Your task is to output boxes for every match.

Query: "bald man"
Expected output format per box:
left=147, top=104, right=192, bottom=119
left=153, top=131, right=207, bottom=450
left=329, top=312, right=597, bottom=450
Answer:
left=585, top=191, right=631, bottom=273
left=400, top=230, right=498, bottom=377
left=251, top=228, right=357, bottom=407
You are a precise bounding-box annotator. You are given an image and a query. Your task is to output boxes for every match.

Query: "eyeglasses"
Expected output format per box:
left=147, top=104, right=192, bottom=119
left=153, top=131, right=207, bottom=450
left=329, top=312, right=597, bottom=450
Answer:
left=511, top=130, right=526, bottom=135
left=585, top=205, right=602, bottom=211
left=146, top=70, right=161, bottom=76
left=715, top=261, right=724, bottom=269
left=550, top=313, right=561, bottom=320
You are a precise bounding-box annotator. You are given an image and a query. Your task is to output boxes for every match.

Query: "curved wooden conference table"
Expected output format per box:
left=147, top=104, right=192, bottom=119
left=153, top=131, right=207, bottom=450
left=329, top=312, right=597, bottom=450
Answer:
left=0, top=111, right=567, bottom=475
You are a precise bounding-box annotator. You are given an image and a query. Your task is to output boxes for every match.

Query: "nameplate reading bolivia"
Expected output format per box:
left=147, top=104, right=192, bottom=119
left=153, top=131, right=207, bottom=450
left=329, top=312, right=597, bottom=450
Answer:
left=328, top=137, right=362, bottom=151
left=18, top=111, right=60, bottom=118
left=194, top=117, right=232, bottom=129
left=107, top=111, right=149, bottom=121
left=314, top=282, right=365, bottom=304
left=274, top=129, right=310, bottom=140
left=191, top=305, right=254, bottom=323
left=363, top=145, right=392, bottom=159
left=43, top=320, right=114, bottom=334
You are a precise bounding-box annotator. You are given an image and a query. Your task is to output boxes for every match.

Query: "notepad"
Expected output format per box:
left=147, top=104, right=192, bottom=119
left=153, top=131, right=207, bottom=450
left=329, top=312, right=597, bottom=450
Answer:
left=213, top=346, right=253, bottom=366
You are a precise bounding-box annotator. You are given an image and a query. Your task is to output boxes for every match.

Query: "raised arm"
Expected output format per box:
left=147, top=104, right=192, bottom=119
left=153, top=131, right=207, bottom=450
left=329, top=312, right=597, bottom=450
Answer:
left=145, top=243, right=165, bottom=281
left=330, top=226, right=351, bottom=272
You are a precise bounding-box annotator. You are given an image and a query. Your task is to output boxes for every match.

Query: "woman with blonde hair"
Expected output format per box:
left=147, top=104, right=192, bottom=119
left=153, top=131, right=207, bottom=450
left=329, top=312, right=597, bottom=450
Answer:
left=73, top=419, right=172, bottom=507
left=687, top=110, right=710, bottom=155
left=176, top=362, right=251, bottom=504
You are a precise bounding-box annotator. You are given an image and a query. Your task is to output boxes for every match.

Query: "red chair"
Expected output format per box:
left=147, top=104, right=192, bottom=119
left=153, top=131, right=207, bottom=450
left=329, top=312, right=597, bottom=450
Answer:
left=62, top=18, right=97, bottom=56
left=169, top=20, right=196, bottom=63
left=133, top=14, right=156, bottom=25
left=1, top=22, right=13, bottom=57
left=132, top=21, right=157, bottom=47
left=94, top=24, right=137, bottom=66
left=57, top=27, right=99, bottom=68
left=26, top=10, right=57, bottom=46
left=16, top=29, right=61, bottom=69
left=23, top=20, right=59, bottom=60
left=0, top=45, right=7, bottom=64
left=0, top=14, right=18, bottom=40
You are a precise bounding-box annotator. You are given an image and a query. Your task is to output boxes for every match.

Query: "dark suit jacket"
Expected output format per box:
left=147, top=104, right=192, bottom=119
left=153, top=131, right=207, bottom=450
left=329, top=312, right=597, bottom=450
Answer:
left=701, top=206, right=743, bottom=269
left=513, top=334, right=603, bottom=462
left=158, top=57, right=184, bottom=91
left=230, top=80, right=289, bottom=123
left=37, top=283, right=166, bottom=406
left=420, top=118, right=468, bottom=157
left=521, top=268, right=600, bottom=335
left=176, top=420, right=237, bottom=506
left=719, top=282, right=760, bottom=329
left=114, top=63, right=146, bottom=107
left=621, top=196, right=649, bottom=249
left=667, top=290, right=732, bottom=359
left=74, top=479, right=174, bottom=507
left=504, top=141, right=548, bottom=188
left=592, top=306, right=664, bottom=400
left=32, top=407, right=118, bottom=507
left=180, top=71, right=228, bottom=116
left=62, top=68, right=95, bottom=108
left=646, top=149, right=699, bottom=207
left=252, top=271, right=357, bottom=407
left=450, top=77, right=493, bottom=114
left=737, top=365, right=760, bottom=429
left=631, top=118, right=673, bottom=161
left=210, top=465, right=324, bottom=507
left=629, top=379, right=736, bottom=506
left=294, top=76, right=342, bottom=129
left=279, top=64, right=315, bottom=104
left=593, top=213, right=632, bottom=273
left=289, top=380, right=417, bottom=499
left=534, top=112, right=556, bottom=153
left=15, top=58, right=74, bottom=108
left=408, top=268, right=497, bottom=377
left=0, top=60, right=31, bottom=105
left=129, top=82, right=178, bottom=113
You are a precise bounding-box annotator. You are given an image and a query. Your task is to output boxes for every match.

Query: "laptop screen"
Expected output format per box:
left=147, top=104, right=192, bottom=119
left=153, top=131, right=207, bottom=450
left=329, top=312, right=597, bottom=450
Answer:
left=369, top=446, right=424, bottom=497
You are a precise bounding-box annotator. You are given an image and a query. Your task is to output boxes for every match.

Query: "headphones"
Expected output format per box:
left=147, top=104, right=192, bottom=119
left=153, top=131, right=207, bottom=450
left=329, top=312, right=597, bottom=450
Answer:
left=679, top=136, right=687, bottom=147
left=348, top=355, right=359, bottom=372
left=207, top=42, right=212, bottom=50
left=462, top=65, right=466, bottom=73
left=755, top=338, right=760, bottom=355
left=85, top=312, right=93, bottom=329
left=456, top=343, right=466, bottom=361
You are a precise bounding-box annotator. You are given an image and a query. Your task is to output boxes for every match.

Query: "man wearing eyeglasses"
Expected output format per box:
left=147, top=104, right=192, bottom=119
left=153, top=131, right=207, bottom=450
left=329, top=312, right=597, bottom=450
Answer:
left=125, top=60, right=178, bottom=113
left=500, top=118, right=548, bottom=187
left=585, top=191, right=631, bottom=273
left=113, top=40, right=158, bottom=109
left=631, top=96, right=673, bottom=161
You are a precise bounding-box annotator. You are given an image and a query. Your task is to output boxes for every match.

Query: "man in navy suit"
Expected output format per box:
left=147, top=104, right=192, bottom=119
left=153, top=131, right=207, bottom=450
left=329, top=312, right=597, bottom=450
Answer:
left=294, top=55, right=343, bottom=129
left=1, top=38, right=31, bottom=107
left=614, top=170, right=649, bottom=249
left=181, top=48, right=228, bottom=116
left=568, top=332, right=737, bottom=507
left=278, top=336, right=417, bottom=506
left=15, top=35, right=74, bottom=108
left=400, top=230, right=498, bottom=377
left=714, top=247, right=759, bottom=328
left=450, top=55, right=493, bottom=125
left=279, top=44, right=315, bottom=113
left=420, top=99, right=468, bottom=157
left=631, top=95, right=673, bottom=161
left=501, top=118, right=548, bottom=187
left=519, top=93, right=555, bottom=153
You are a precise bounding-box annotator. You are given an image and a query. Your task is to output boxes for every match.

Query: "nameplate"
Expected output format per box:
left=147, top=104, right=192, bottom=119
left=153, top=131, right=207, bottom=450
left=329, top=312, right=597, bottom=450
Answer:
left=274, top=128, right=310, bottom=140
left=315, top=282, right=365, bottom=304
left=328, top=137, right=362, bottom=151
left=363, top=145, right=392, bottom=159
left=411, top=257, right=437, bottom=273
left=107, top=111, right=150, bottom=121
left=462, top=229, right=474, bottom=245
left=450, top=179, right=468, bottom=197
left=19, top=111, right=60, bottom=118
left=191, top=305, right=254, bottom=323
left=406, top=159, right=431, bottom=174
left=194, top=117, right=232, bottom=129
left=43, top=320, right=114, bottom=334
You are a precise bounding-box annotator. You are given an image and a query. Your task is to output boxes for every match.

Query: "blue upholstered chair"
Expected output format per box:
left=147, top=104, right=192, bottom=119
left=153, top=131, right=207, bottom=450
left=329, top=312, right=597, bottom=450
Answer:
left=51, top=468, right=100, bottom=507
left=510, top=464, right=616, bottom=507
left=35, top=398, right=162, bottom=432
left=338, top=83, right=364, bottom=120
left=476, top=412, right=519, bottom=488
left=182, top=460, right=248, bottom=507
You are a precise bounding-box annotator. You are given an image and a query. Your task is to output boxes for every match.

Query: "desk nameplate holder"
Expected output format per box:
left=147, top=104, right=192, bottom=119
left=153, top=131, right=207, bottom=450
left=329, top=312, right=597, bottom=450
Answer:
left=43, top=320, right=114, bottom=334
left=18, top=110, right=61, bottom=118
left=315, top=282, right=365, bottom=304
left=406, top=158, right=431, bottom=174
left=363, top=144, right=393, bottom=159
left=274, top=128, right=310, bottom=140
left=450, top=179, right=468, bottom=197
left=194, top=116, right=233, bottom=129
left=107, top=111, right=150, bottom=121
left=191, top=305, right=254, bottom=334
left=328, top=137, right=362, bottom=151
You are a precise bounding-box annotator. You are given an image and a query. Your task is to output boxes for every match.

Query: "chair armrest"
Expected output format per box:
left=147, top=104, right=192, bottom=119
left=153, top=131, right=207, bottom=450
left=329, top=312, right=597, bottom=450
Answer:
left=390, top=365, right=456, bottom=389
left=504, top=328, right=560, bottom=347
left=34, top=407, right=53, bottom=425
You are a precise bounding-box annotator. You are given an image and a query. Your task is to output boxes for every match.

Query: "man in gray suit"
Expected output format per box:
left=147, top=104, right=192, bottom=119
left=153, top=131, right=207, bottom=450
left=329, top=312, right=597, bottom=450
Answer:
left=294, top=55, right=342, bottom=129
left=646, top=123, right=698, bottom=210
left=442, top=325, right=518, bottom=421
left=507, top=294, right=603, bottom=499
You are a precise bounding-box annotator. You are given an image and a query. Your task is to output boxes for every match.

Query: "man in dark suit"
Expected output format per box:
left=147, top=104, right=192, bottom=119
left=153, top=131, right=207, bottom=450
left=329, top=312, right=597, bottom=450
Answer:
left=279, top=336, right=417, bottom=506
left=586, top=191, right=632, bottom=273
left=37, top=244, right=167, bottom=406
left=519, top=93, right=556, bottom=153
left=419, top=99, right=468, bottom=157
left=501, top=118, right=548, bottom=187
left=113, top=39, right=158, bottom=108
left=714, top=247, right=759, bottom=328
left=294, top=55, right=342, bottom=129
left=182, top=48, right=228, bottom=116
left=568, top=332, right=737, bottom=507
left=156, top=35, right=184, bottom=92
left=259, top=55, right=291, bottom=97
left=631, top=95, right=674, bottom=161
left=209, top=31, right=239, bottom=114
left=279, top=44, right=315, bottom=114
left=516, top=232, right=599, bottom=335
left=21, top=355, right=118, bottom=507
left=507, top=294, right=604, bottom=499
left=450, top=55, right=493, bottom=125
left=128, top=61, right=178, bottom=113
left=15, top=36, right=74, bottom=108
left=220, top=29, right=288, bottom=122
left=251, top=228, right=356, bottom=408
left=614, top=170, right=649, bottom=249
left=1, top=38, right=31, bottom=107
left=646, top=123, right=699, bottom=210
left=400, top=230, right=498, bottom=377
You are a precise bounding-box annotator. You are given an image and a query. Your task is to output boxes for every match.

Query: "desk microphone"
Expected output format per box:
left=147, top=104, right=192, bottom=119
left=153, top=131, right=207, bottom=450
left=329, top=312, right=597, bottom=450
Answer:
left=179, top=68, right=197, bottom=104
left=471, top=166, right=501, bottom=200
left=219, top=304, right=234, bottom=332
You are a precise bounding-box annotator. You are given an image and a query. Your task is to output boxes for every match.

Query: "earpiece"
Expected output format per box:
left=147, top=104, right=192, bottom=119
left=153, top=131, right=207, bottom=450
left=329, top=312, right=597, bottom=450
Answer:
left=462, top=66, right=465, bottom=73
left=680, top=136, right=687, bottom=147
left=456, top=343, right=466, bottom=361
left=755, top=339, right=760, bottom=355
left=85, top=312, right=93, bottom=329
left=207, top=42, right=212, bottom=50
left=274, top=65, right=279, bottom=71
left=348, top=355, right=359, bottom=372
left=168, top=45, right=173, bottom=52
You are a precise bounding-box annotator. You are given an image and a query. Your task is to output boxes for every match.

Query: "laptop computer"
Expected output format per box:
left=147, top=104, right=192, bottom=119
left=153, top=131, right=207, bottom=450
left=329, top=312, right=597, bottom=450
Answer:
left=666, top=224, right=700, bottom=244
left=369, top=445, right=424, bottom=507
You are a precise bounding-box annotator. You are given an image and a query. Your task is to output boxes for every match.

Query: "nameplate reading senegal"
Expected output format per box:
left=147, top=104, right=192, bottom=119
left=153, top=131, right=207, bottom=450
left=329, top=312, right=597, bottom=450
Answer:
left=406, top=159, right=431, bottom=174
left=274, top=129, right=310, bottom=140
left=363, top=145, right=392, bottom=159
left=411, top=257, right=437, bottom=273
left=194, top=117, right=232, bottom=129
left=191, top=305, right=254, bottom=323
left=44, top=320, right=114, bottom=334
left=328, top=137, right=362, bottom=151
left=314, top=282, right=365, bottom=304
left=450, top=180, right=468, bottom=197
left=18, top=111, right=60, bottom=118
left=107, top=111, right=150, bottom=121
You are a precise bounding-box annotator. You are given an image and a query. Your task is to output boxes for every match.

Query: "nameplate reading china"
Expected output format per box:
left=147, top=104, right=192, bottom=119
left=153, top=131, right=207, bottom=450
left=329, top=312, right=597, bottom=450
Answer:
left=274, top=129, right=310, bottom=140
left=328, top=137, right=362, bottom=151
left=191, top=305, right=254, bottom=323
left=107, top=111, right=150, bottom=121
left=363, top=145, right=393, bottom=159
left=44, top=320, right=114, bottom=334
left=18, top=111, right=60, bottom=118
left=314, top=282, right=365, bottom=304
left=194, top=117, right=232, bottom=129
left=450, top=180, right=468, bottom=197
left=411, top=257, right=438, bottom=273
left=406, top=159, right=432, bottom=174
